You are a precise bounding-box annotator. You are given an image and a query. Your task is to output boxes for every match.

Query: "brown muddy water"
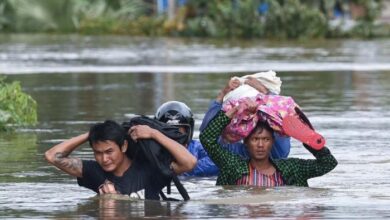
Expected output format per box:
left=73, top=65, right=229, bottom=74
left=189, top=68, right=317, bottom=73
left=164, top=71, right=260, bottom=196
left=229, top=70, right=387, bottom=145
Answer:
left=1, top=35, right=390, bottom=219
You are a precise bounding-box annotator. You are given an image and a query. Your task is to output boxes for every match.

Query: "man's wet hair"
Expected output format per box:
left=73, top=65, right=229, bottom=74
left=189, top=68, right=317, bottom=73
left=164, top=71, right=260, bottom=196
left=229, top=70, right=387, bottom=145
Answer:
left=88, top=120, right=128, bottom=151
left=244, top=121, right=275, bottom=142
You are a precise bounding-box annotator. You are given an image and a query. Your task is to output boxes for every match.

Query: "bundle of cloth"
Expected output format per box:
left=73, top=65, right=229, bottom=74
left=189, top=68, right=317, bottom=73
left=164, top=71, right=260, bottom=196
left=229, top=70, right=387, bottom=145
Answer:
left=221, top=70, right=325, bottom=149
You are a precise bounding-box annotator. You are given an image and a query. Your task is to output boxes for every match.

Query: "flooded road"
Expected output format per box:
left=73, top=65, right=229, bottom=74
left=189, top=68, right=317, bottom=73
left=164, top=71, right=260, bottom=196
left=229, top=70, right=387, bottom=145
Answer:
left=1, top=35, right=390, bottom=219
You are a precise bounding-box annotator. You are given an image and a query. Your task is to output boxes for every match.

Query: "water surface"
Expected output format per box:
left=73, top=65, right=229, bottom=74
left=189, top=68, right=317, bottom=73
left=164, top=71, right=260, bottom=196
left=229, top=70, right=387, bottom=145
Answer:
left=1, top=35, right=390, bottom=219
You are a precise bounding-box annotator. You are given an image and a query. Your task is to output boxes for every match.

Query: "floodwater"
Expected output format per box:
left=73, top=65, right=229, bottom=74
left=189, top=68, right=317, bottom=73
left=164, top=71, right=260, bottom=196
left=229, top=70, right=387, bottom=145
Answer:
left=1, top=34, right=390, bottom=219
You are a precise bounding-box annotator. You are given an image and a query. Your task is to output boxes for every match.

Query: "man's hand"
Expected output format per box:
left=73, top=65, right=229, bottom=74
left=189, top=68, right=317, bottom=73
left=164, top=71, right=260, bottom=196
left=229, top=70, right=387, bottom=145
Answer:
left=245, top=76, right=268, bottom=94
left=216, top=78, right=241, bottom=102
left=129, top=125, right=155, bottom=142
left=228, top=78, right=241, bottom=90
left=99, top=180, right=119, bottom=194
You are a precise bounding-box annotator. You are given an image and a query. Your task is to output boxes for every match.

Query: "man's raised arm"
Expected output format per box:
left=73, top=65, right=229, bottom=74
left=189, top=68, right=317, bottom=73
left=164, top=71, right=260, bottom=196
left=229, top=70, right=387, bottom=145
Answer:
left=44, top=133, right=88, bottom=178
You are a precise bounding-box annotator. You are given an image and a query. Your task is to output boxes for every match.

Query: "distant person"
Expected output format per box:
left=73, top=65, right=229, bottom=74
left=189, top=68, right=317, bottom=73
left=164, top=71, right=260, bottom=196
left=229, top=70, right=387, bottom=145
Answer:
left=199, top=100, right=337, bottom=186
left=45, top=120, right=196, bottom=200
left=333, top=0, right=345, bottom=18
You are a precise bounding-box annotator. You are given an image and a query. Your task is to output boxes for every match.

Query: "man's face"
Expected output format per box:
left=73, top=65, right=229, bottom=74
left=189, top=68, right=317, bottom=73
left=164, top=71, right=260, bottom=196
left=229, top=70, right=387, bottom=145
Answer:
left=178, top=126, right=187, bottom=135
left=92, top=140, right=125, bottom=173
left=245, top=128, right=274, bottom=161
left=177, top=126, right=190, bottom=148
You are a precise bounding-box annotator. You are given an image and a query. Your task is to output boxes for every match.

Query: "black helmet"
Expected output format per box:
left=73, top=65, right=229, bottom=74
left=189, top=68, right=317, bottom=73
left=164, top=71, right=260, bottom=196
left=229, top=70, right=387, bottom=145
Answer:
left=155, top=101, right=194, bottom=145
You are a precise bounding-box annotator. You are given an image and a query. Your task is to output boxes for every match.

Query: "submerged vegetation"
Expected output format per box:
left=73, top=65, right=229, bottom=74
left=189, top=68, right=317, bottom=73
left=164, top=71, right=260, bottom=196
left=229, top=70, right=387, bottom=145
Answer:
left=0, top=77, right=37, bottom=131
left=0, top=0, right=388, bottom=38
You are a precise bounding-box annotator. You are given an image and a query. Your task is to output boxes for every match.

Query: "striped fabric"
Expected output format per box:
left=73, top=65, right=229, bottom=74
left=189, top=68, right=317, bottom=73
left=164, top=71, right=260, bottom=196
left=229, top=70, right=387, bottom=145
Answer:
left=236, top=164, right=285, bottom=186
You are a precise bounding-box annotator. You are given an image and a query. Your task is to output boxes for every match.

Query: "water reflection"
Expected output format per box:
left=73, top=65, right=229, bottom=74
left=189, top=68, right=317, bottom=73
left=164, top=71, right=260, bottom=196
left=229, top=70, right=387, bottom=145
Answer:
left=74, top=196, right=184, bottom=219
left=58, top=191, right=334, bottom=219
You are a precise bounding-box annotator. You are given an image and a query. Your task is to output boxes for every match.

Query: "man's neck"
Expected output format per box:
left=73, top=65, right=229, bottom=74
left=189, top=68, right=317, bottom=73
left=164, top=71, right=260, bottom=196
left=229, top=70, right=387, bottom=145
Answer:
left=249, top=158, right=275, bottom=175
left=113, top=156, right=132, bottom=177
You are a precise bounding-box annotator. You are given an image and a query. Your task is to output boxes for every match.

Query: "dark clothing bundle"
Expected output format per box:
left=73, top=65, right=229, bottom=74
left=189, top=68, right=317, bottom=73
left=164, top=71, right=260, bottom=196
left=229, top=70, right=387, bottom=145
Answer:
left=123, top=116, right=190, bottom=200
left=122, top=116, right=187, bottom=177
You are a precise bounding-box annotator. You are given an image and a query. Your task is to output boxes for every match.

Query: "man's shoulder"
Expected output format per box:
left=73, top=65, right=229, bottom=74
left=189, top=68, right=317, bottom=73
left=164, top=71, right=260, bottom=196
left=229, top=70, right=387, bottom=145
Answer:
left=188, top=139, right=205, bottom=151
left=82, top=160, right=101, bottom=169
left=189, top=139, right=201, bottom=146
left=272, top=158, right=301, bottom=169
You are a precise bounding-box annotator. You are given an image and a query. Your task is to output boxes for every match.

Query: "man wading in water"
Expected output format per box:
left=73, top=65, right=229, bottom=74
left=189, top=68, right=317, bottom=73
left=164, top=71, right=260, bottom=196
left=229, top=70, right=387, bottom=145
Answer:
left=45, top=120, right=196, bottom=200
left=200, top=99, right=337, bottom=186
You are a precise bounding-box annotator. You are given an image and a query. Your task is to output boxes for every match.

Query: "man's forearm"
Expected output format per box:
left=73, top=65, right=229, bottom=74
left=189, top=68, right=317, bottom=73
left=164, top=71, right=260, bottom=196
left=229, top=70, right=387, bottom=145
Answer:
left=53, top=152, right=83, bottom=175
left=216, top=90, right=226, bottom=103
left=199, top=101, right=222, bottom=132
left=44, top=133, right=88, bottom=177
left=151, top=129, right=196, bottom=174
left=199, top=111, right=236, bottom=171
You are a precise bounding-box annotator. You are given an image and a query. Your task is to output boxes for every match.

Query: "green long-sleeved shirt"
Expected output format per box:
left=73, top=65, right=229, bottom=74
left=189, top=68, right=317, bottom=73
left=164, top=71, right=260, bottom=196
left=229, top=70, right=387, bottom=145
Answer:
left=199, top=111, right=338, bottom=186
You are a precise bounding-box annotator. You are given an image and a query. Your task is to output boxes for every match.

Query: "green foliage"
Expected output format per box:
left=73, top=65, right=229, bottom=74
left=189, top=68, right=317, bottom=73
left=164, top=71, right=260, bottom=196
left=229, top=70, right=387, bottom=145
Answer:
left=0, top=0, right=77, bottom=32
left=184, top=16, right=217, bottom=37
left=126, top=16, right=165, bottom=36
left=184, top=0, right=264, bottom=38
left=0, top=0, right=150, bottom=33
left=225, top=0, right=264, bottom=38
left=79, top=15, right=164, bottom=36
left=350, top=0, right=382, bottom=22
left=183, top=0, right=327, bottom=39
left=0, top=77, right=37, bottom=131
left=0, top=0, right=387, bottom=38
left=264, top=0, right=327, bottom=39
left=350, top=22, right=390, bottom=38
left=349, top=0, right=382, bottom=38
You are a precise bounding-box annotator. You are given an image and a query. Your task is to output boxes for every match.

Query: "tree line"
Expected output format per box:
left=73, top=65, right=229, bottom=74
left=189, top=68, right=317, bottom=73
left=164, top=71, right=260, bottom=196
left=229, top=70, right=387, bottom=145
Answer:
left=0, top=0, right=387, bottom=38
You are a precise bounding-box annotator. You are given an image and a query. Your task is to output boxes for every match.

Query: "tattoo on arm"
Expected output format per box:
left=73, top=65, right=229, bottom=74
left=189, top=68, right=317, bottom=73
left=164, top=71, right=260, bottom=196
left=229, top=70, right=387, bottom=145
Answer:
left=53, top=152, right=82, bottom=176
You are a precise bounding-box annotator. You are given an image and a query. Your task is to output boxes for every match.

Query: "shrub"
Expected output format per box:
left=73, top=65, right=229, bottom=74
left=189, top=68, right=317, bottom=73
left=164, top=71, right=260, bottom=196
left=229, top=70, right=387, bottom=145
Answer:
left=0, top=77, right=37, bottom=131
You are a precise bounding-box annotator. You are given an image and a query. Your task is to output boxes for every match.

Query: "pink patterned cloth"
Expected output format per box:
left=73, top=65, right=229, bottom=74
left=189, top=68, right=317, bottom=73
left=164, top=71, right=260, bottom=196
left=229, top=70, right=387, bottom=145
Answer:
left=222, top=94, right=299, bottom=143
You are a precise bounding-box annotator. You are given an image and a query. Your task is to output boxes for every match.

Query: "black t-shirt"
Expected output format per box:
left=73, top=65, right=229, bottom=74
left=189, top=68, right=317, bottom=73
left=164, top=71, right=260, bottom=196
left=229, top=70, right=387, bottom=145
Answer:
left=77, top=159, right=170, bottom=200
